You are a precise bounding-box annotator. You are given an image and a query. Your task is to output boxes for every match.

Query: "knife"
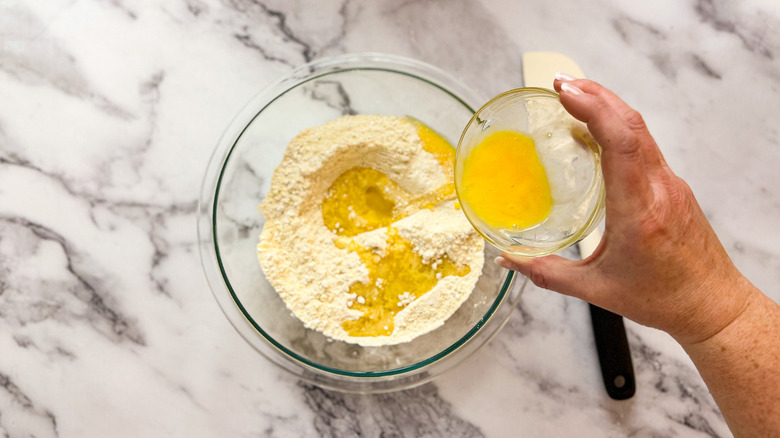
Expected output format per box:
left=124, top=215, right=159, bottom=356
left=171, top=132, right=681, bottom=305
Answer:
left=521, top=52, right=635, bottom=400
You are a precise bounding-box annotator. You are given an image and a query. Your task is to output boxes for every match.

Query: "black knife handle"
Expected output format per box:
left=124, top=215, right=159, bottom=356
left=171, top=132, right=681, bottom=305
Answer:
left=589, top=304, right=636, bottom=400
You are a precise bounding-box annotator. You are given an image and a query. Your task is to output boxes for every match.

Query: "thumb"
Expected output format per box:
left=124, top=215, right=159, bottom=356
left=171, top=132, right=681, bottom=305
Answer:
left=496, top=252, right=598, bottom=302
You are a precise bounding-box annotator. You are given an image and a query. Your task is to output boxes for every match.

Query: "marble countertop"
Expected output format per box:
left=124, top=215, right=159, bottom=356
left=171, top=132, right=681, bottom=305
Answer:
left=2, top=1, right=779, bottom=436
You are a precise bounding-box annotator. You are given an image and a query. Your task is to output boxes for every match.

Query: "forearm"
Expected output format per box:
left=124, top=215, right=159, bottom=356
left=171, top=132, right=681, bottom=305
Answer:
left=679, top=282, right=780, bottom=437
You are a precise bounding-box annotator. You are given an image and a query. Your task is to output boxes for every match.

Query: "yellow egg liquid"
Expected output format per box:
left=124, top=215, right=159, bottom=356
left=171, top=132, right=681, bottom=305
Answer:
left=322, top=119, right=469, bottom=337
left=322, top=167, right=406, bottom=237
left=336, top=228, right=469, bottom=337
left=460, top=130, right=553, bottom=230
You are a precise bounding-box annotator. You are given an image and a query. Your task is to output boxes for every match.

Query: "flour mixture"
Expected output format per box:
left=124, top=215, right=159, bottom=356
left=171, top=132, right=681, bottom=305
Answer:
left=257, top=115, right=484, bottom=346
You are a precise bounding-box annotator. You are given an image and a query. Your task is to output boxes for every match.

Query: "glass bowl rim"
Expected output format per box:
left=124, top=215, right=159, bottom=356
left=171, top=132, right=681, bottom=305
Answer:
left=197, top=52, right=526, bottom=387
left=454, top=87, right=607, bottom=257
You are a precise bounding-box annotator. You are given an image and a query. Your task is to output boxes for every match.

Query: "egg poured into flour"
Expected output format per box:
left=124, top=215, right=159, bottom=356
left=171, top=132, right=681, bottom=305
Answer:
left=257, top=115, right=484, bottom=346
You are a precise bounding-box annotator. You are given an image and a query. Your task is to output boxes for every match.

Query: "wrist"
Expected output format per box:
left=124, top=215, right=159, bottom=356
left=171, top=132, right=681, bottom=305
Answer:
left=674, top=274, right=762, bottom=348
left=670, top=269, right=759, bottom=346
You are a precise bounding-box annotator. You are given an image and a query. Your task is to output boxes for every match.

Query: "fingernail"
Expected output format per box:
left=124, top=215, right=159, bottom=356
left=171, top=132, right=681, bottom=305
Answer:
left=560, top=82, right=583, bottom=96
left=554, top=72, right=577, bottom=82
left=494, top=256, right=517, bottom=270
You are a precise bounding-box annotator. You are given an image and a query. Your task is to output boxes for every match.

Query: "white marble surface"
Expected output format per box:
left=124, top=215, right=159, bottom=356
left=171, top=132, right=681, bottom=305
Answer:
left=1, top=0, right=779, bottom=436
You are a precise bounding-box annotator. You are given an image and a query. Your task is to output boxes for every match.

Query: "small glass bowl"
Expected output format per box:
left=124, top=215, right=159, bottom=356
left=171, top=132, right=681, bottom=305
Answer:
left=198, top=53, right=528, bottom=393
left=454, top=88, right=606, bottom=257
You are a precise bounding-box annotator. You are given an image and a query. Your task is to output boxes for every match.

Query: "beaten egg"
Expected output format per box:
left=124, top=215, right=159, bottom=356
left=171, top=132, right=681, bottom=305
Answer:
left=459, top=130, right=553, bottom=231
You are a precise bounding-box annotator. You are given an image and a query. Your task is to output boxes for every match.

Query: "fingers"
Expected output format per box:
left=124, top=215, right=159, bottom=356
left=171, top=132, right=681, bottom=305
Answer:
left=496, top=253, right=600, bottom=303
left=551, top=76, right=665, bottom=214
left=558, top=78, right=667, bottom=171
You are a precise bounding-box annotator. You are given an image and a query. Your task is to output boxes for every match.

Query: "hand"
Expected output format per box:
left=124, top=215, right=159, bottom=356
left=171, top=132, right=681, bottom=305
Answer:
left=496, top=76, right=756, bottom=345
left=496, top=76, right=780, bottom=437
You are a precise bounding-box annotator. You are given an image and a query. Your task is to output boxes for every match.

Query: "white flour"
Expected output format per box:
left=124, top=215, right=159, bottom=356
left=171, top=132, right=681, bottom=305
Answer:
left=257, top=115, right=484, bottom=346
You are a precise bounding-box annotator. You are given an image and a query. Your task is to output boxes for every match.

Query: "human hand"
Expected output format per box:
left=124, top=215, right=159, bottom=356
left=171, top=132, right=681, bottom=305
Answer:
left=496, top=76, right=756, bottom=345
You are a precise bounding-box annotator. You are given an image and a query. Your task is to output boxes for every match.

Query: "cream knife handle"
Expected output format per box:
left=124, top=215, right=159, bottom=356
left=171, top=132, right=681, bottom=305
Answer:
left=577, top=227, right=602, bottom=258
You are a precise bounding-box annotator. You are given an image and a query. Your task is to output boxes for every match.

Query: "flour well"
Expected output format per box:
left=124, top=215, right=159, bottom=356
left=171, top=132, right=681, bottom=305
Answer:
left=257, top=115, right=484, bottom=346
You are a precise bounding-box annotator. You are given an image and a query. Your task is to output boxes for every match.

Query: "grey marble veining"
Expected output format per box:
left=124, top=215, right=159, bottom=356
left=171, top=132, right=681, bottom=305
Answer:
left=1, top=0, right=779, bottom=436
left=302, top=383, right=483, bottom=438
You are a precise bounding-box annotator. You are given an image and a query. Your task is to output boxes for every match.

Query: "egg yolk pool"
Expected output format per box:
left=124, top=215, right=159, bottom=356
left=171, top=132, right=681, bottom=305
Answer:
left=322, top=166, right=405, bottom=237
left=459, top=130, right=553, bottom=230
left=321, top=120, right=470, bottom=337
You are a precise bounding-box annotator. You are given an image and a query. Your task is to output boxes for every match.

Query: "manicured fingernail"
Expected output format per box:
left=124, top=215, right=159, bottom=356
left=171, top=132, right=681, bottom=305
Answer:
left=554, top=72, right=577, bottom=82
left=494, top=256, right=517, bottom=270
left=560, top=82, right=583, bottom=96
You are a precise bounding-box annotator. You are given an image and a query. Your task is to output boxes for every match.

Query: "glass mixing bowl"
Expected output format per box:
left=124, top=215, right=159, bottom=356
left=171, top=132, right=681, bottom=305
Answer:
left=455, top=88, right=606, bottom=257
left=198, top=53, right=527, bottom=393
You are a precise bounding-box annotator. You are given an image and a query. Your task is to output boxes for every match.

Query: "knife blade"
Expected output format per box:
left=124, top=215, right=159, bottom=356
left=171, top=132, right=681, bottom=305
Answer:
left=521, top=52, right=635, bottom=400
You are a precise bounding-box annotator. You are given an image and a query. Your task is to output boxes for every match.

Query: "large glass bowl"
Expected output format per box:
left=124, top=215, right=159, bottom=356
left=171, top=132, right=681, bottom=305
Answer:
left=198, top=53, right=527, bottom=393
